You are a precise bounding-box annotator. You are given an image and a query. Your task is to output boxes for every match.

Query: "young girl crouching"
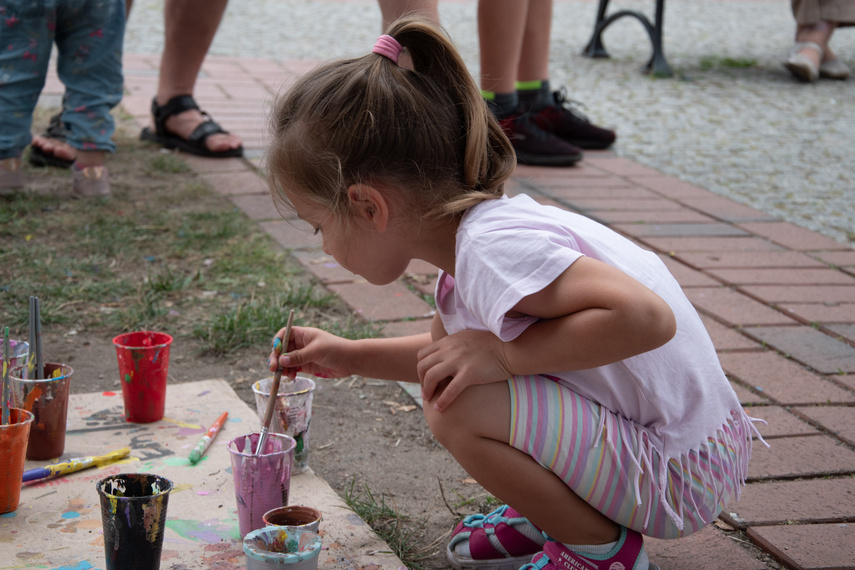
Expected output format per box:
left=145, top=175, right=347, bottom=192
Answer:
left=265, top=18, right=762, bottom=570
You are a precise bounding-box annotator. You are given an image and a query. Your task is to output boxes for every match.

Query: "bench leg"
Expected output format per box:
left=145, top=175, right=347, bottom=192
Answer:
left=582, top=0, right=673, bottom=77
left=582, top=0, right=611, bottom=59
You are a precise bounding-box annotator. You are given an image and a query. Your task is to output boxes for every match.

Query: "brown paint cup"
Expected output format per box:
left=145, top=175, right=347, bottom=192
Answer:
left=262, top=505, right=322, bottom=534
left=10, top=363, right=72, bottom=460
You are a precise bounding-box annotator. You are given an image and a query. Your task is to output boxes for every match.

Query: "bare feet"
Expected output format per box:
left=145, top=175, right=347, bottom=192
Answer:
left=158, top=106, right=242, bottom=154
left=31, top=134, right=77, bottom=163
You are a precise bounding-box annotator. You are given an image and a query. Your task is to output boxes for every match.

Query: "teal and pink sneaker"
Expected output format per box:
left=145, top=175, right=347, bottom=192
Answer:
left=446, top=505, right=546, bottom=570
left=521, top=527, right=658, bottom=570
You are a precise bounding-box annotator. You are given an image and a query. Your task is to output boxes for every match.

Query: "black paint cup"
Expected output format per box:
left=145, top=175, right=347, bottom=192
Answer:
left=96, top=473, right=174, bottom=570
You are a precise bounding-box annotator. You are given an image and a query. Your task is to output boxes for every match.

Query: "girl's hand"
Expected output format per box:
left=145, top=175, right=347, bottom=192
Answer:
left=267, top=326, right=354, bottom=380
left=417, top=329, right=511, bottom=412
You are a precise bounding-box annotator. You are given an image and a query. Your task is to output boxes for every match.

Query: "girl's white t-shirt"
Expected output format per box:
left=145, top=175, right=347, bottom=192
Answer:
left=435, top=194, right=747, bottom=462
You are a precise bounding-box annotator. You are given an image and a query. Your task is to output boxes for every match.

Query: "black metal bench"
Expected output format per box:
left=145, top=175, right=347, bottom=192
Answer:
left=582, top=0, right=672, bottom=77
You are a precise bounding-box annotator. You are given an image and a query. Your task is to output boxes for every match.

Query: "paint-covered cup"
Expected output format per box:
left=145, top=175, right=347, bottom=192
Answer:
left=263, top=505, right=322, bottom=534
left=0, top=408, right=34, bottom=514
left=96, top=473, right=173, bottom=570
left=228, top=432, right=296, bottom=538
left=253, top=376, right=315, bottom=473
left=112, top=331, right=172, bottom=423
left=243, top=527, right=321, bottom=570
left=10, top=363, right=72, bottom=460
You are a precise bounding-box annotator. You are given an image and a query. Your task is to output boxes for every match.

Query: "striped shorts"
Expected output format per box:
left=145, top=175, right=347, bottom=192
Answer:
left=508, top=375, right=747, bottom=540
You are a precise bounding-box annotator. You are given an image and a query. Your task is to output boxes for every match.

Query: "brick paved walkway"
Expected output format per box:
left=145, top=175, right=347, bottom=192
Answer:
left=49, top=52, right=855, bottom=569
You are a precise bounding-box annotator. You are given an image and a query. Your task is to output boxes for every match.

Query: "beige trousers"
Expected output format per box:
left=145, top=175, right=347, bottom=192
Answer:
left=792, top=0, right=855, bottom=27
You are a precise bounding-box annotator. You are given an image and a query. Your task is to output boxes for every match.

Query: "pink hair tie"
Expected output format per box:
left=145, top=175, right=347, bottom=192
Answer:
left=372, top=34, right=403, bottom=64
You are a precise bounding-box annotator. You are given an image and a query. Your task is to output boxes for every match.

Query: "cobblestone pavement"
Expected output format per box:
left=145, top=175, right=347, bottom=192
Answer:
left=124, top=0, right=855, bottom=247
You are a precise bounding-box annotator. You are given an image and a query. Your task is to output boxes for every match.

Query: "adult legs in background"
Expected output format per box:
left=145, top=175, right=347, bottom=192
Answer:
left=785, top=0, right=854, bottom=81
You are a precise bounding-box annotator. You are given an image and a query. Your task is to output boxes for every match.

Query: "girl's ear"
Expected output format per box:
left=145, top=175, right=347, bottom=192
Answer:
left=346, top=184, right=389, bottom=232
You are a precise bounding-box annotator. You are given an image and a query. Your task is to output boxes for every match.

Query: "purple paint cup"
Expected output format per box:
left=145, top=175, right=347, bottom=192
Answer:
left=228, top=432, right=296, bottom=538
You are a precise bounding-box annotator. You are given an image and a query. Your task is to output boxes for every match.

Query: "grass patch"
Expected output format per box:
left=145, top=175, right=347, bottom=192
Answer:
left=700, top=56, right=758, bottom=71
left=0, top=116, right=380, bottom=355
left=342, top=479, right=436, bottom=570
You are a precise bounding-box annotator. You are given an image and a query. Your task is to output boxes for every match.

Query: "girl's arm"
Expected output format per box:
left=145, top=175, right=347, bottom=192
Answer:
left=419, top=256, right=677, bottom=410
left=270, top=325, right=432, bottom=384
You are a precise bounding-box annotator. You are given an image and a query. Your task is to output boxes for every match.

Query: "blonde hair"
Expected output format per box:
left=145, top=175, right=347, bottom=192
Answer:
left=266, top=18, right=515, bottom=224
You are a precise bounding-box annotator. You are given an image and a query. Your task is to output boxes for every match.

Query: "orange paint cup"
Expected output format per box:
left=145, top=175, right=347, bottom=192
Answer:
left=0, top=408, right=34, bottom=514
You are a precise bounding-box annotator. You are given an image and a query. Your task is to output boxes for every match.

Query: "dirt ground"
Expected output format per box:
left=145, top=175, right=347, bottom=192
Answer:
left=6, top=112, right=487, bottom=570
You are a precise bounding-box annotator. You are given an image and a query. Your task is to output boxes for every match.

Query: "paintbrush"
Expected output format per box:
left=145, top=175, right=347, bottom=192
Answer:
left=2, top=327, right=9, bottom=425
left=22, top=447, right=131, bottom=483
left=27, top=296, right=43, bottom=380
left=255, top=309, right=295, bottom=457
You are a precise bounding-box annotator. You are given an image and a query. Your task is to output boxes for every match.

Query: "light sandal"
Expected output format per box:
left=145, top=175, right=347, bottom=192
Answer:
left=784, top=41, right=823, bottom=82
left=819, top=57, right=851, bottom=80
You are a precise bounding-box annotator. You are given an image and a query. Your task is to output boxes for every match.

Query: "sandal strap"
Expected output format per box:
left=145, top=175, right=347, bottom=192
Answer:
left=43, top=112, right=68, bottom=142
left=791, top=41, right=823, bottom=58
left=188, top=118, right=227, bottom=144
left=150, top=95, right=201, bottom=136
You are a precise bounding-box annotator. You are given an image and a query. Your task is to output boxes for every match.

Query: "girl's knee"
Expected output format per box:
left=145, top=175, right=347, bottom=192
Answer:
left=422, top=381, right=511, bottom=449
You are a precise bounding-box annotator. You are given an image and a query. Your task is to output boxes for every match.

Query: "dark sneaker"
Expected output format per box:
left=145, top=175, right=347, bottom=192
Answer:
left=530, top=89, right=616, bottom=150
left=499, top=113, right=583, bottom=167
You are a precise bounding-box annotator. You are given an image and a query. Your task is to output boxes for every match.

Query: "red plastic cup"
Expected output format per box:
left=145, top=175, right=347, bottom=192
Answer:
left=112, top=331, right=173, bottom=423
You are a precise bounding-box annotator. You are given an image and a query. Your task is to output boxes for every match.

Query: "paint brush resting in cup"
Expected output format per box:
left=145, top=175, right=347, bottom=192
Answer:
left=255, top=309, right=295, bottom=456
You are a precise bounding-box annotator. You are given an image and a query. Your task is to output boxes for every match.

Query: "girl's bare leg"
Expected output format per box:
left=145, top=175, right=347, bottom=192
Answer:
left=423, top=380, right=619, bottom=545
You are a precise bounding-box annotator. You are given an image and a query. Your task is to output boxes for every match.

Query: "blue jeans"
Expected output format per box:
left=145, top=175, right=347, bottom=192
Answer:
left=0, top=0, right=125, bottom=159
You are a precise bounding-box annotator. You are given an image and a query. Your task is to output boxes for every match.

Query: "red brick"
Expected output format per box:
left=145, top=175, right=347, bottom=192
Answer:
left=812, top=250, right=855, bottom=268
left=679, top=196, right=776, bottom=223
left=718, top=351, right=855, bottom=405
left=596, top=209, right=717, bottom=224
left=707, top=268, right=855, bottom=286
left=644, top=525, right=768, bottom=570
left=747, top=435, right=855, bottom=479
left=779, top=303, right=855, bottom=324
left=744, top=325, right=855, bottom=374
left=643, top=236, right=783, bottom=254
left=659, top=255, right=720, bottom=287
left=613, top=222, right=748, bottom=238
left=514, top=163, right=610, bottom=180
left=540, top=186, right=658, bottom=201
left=583, top=156, right=662, bottom=177
left=676, top=251, right=827, bottom=269
left=229, top=194, right=279, bottom=221
left=259, top=219, right=322, bottom=251
left=747, top=523, right=855, bottom=570
left=742, top=285, right=855, bottom=304
left=290, top=251, right=354, bottom=284
left=326, top=281, right=433, bottom=322
left=685, top=288, right=796, bottom=326
left=747, top=405, right=820, bottom=438
left=699, top=316, right=761, bottom=352
left=562, top=197, right=683, bottom=212
left=630, top=176, right=712, bottom=200
left=179, top=155, right=250, bottom=174
left=731, top=381, right=768, bottom=405
left=738, top=222, right=849, bottom=251
left=724, top=478, right=855, bottom=527
left=792, top=405, right=855, bottom=447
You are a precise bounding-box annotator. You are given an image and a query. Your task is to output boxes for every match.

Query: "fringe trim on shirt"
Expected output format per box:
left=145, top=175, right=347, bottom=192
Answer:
left=593, top=406, right=768, bottom=531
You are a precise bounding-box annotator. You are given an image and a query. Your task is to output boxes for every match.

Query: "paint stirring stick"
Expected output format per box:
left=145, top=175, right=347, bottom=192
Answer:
left=188, top=411, right=229, bottom=464
left=255, top=309, right=295, bottom=457
left=22, top=447, right=131, bottom=483
left=34, top=297, right=43, bottom=380
left=2, top=327, right=9, bottom=425
left=27, top=296, right=36, bottom=379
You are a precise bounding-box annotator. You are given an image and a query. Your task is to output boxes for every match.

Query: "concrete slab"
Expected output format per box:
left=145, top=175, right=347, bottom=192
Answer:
left=0, top=379, right=404, bottom=569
